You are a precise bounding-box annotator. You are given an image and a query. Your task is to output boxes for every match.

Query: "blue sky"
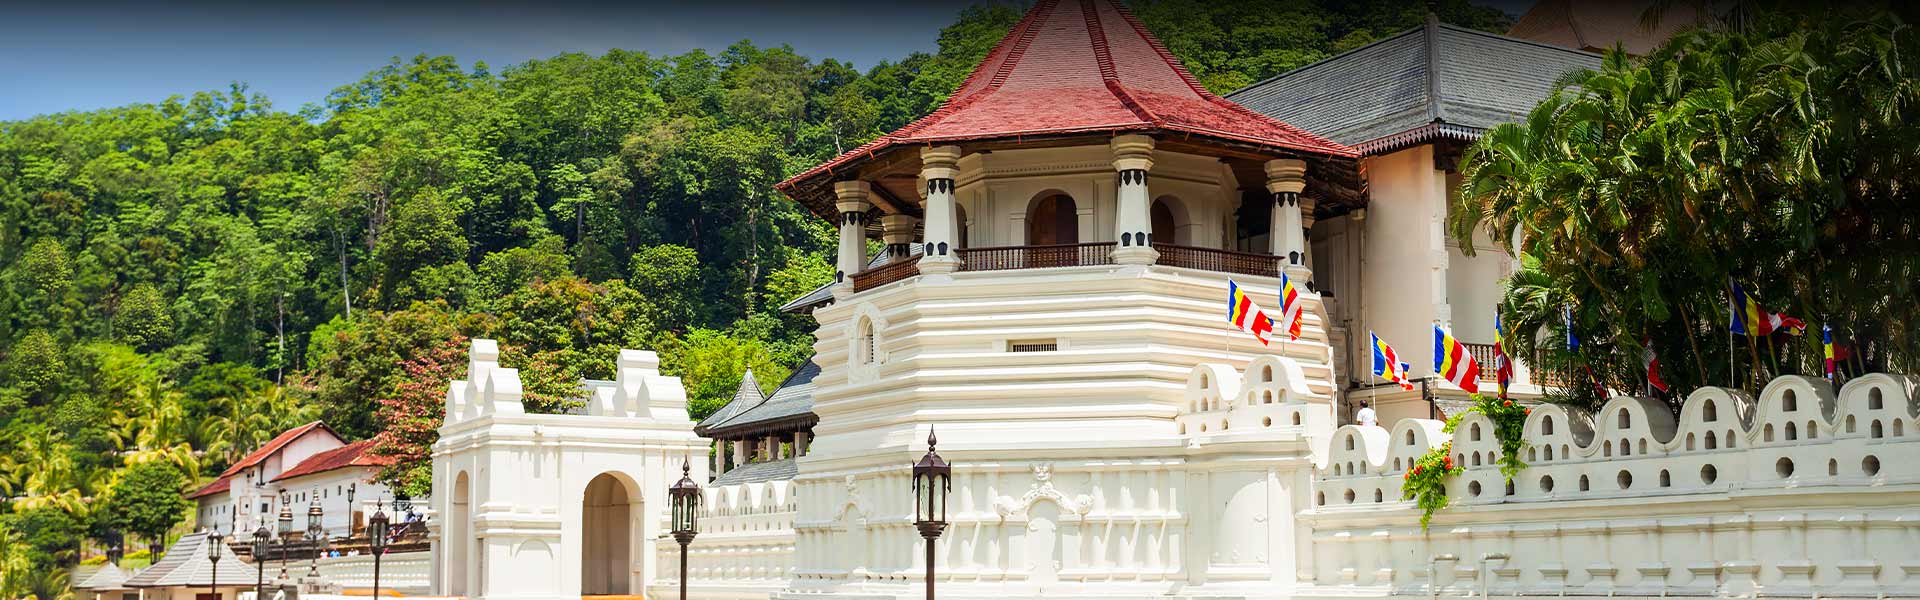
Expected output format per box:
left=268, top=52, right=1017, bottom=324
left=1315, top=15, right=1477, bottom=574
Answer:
left=0, top=0, right=1532, bottom=121
left=0, top=0, right=981, bottom=120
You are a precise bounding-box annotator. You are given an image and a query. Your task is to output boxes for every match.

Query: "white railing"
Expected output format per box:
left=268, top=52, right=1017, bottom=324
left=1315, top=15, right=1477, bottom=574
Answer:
left=313, top=550, right=433, bottom=595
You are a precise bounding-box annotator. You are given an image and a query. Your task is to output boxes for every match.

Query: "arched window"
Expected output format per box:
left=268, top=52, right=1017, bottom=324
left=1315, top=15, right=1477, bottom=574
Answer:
left=1150, top=198, right=1177, bottom=245
left=1027, top=194, right=1078, bottom=246
left=857, top=318, right=877, bottom=365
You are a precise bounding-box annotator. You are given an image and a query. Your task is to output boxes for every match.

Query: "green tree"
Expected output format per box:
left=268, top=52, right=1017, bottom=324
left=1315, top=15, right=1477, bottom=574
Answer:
left=1455, top=9, right=1920, bottom=406
left=100, top=461, right=191, bottom=559
left=628, top=244, right=700, bottom=333
left=3, top=330, right=65, bottom=407
left=115, top=284, right=174, bottom=351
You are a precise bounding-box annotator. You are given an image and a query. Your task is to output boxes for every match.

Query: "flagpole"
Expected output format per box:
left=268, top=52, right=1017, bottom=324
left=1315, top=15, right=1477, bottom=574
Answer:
left=1728, top=328, right=1736, bottom=389
left=1746, top=331, right=1762, bottom=390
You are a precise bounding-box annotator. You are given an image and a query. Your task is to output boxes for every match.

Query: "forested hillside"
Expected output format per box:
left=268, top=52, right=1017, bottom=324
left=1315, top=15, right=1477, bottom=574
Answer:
left=0, top=1, right=1505, bottom=592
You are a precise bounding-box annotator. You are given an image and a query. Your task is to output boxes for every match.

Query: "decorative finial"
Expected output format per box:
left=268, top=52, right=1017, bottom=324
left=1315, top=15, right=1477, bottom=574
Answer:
left=928, top=425, right=938, bottom=449
left=682, top=458, right=691, bottom=476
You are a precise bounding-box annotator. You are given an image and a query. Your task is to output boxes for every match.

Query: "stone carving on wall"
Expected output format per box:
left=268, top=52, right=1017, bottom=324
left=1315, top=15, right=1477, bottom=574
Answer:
left=993, top=462, right=1094, bottom=519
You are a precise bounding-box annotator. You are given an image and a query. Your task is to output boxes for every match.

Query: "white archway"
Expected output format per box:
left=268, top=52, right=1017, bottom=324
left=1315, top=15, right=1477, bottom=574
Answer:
left=582, top=472, right=640, bottom=595
left=448, top=471, right=471, bottom=596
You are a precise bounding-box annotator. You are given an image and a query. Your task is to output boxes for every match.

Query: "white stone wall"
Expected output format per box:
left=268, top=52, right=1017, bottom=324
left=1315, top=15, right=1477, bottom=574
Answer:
left=429, top=340, right=708, bottom=600
left=1303, top=374, right=1920, bottom=598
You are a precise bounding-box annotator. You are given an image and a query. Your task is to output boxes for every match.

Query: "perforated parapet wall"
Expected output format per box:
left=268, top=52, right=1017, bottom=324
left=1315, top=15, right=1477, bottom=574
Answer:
left=650, top=479, right=797, bottom=599
left=1303, top=373, right=1920, bottom=597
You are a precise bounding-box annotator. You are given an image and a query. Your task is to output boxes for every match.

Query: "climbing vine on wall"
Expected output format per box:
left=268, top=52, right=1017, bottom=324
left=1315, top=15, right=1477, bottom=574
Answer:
left=1470, top=393, right=1530, bottom=479
left=1402, top=394, right=1530, bottom=529
left=1401, top=441, right=1459, bottom=529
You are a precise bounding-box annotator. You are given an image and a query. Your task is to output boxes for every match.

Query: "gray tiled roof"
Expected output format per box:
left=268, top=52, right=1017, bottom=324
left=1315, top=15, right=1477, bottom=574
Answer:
left=700, top=356, right=820, bottom=436
left=712, top=457, right=799, bottom=486
left=698, top=370, right=765, bottom=431
left=1228, top=19, right=1601, bottom=151
left=122, top=532, right=256, bottom=588
left=75, top=562, right=130, bottom=591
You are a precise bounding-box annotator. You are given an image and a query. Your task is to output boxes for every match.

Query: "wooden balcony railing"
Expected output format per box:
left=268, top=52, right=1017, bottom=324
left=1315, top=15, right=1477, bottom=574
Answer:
left=1152, top=243, right=1281, bottom=278
left=1463, top=342, right=1501, bottom=382
left=1531, top=351, right=1576, bottom=388
left=851, top=257, right=920, bottom=292
left=956, top=242, right=1116, bottom=272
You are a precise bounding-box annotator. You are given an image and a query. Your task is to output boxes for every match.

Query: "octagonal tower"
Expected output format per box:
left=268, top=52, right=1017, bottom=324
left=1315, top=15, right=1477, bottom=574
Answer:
left=772, top=0, right=1361, bottom=597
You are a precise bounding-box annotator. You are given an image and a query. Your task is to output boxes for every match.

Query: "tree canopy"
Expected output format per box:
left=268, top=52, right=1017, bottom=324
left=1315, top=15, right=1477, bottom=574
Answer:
left=1454, top=7, right=1918, bottom=409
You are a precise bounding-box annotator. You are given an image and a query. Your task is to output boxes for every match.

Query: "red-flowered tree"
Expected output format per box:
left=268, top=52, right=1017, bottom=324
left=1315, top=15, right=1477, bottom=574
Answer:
left=369, top=337, right=466, bottom=497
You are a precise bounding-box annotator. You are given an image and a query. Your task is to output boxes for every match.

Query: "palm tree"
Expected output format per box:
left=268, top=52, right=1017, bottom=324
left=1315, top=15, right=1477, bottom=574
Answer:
left=1455, top=8, right=1919, bottom=407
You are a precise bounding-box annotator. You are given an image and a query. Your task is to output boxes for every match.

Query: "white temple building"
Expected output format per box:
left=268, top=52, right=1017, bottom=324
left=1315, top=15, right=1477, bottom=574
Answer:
left=425, top=1, right=1920, bottom=598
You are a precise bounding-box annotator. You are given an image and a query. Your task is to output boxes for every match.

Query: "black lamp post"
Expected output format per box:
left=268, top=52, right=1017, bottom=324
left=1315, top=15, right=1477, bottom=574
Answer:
left=206, top=531, right=224, bottom=600
left=306, top=491, right=326, bottom=578
left=251, top=526, right=270, bottom=600
left=912, top=428, right=950, bottom=600
left=670, top=459, right=701, bottom=600
left=369, top=501, right=390, bottom=600
left=106, top=530, right=123, bottom=565
left=345, top=483, right=357, bottom=537
left=276, top=492, right=293, bottom=581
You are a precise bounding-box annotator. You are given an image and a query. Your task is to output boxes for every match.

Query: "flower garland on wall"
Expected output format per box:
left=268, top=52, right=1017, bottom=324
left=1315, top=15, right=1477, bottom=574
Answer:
left=1400, top=393, right=1531, bottom=529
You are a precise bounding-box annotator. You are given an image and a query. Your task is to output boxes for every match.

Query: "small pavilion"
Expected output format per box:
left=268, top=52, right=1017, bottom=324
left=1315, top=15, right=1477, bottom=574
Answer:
left=73, top=562, right=134, bottom=600
left=695, top=359, right=821, bottom=484
left=120, top=532, right=256, bottom=600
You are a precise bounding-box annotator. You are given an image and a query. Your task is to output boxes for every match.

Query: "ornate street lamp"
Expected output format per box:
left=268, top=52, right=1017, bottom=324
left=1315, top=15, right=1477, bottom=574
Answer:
left=670, top=459, right=702, bottom=600
left=369, top=501, right=390, bottom=600
left=106, top=530, right=123, bottom=565
left=276, top=492, right=294, bottom=581
left=251, top=526, right=270, bottom=600
left=345, top=483, right=357, bottom=536
left=206, top=531, right=224, bottom=600
left=912, top=428, right=951, bottom=600
left=306, top=490, right=326, bottom=577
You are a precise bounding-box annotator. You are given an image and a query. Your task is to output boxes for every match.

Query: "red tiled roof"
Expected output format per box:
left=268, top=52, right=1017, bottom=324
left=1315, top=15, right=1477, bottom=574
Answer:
left=186, top=475, right=232, bottom=500
left=776, top=0, right=1354, bottom=193
left=272, top=439, right=392, bottom=482
left=214, top=420, right=337, bottom=480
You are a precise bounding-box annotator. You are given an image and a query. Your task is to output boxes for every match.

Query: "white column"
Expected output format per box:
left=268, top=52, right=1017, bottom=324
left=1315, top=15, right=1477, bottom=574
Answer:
left=832, top=181, right=873, bottom=297
left=881, top=213, right=919, bottom=263
left=731, top=439, right=746, bottom=469
left=1110, top=134, right=1158, bottom=265
left=919, top=146, right=962, bottom=274
left=1265, top=158, right=1309, bottom=279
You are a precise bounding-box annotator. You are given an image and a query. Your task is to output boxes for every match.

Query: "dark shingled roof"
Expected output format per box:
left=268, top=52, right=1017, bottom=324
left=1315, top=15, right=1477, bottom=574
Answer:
left=122, top=532, right=256, bottom=588
left=1228, top=17, right=1601, bottom=154
left=711, top=457, right=798, bottom=486
left=697, top=370, right=765, bottom=433
left=699, top=356, right=820, bottom=437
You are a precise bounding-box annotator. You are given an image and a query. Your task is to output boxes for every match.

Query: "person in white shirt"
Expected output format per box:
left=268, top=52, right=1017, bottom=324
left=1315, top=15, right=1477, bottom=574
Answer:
left=1355, top=400, right=1378, bottom=427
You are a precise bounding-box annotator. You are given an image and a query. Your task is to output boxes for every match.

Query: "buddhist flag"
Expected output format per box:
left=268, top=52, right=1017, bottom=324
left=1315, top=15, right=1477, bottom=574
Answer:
left=1277, top=273, right=1305, bottom=341
left=1822, top=324, right=1837, bottom=380
left=1493, top=311, right=1513, bottom=399
left=1729, top=281, right=1807, bottom=337
left=1642, top=337, right=1670, bottom=394
left=1371, top=332, right=1414, bottom=390
left=1227, top=280, right=1275, bottom=346
left=1564, top=305, right=1581, bottom=351
left=1433, top=324, right=1481, bottom=394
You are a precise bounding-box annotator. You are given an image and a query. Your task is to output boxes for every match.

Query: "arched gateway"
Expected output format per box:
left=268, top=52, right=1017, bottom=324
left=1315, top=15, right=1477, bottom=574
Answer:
left=430, top=339, right=706, bottom=599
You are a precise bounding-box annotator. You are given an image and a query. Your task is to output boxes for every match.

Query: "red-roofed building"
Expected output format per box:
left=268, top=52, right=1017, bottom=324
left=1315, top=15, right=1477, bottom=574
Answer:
left=188, top=422, right=393, bottom=539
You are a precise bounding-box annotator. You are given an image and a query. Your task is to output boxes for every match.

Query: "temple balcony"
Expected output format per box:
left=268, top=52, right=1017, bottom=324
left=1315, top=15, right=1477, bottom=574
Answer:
left=849, top=242, right=1286, bottom=293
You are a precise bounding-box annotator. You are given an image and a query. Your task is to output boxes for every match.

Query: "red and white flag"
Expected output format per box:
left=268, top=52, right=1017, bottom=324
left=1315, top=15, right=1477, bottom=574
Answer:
left=1642, top=338, right=1670, bottom=394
